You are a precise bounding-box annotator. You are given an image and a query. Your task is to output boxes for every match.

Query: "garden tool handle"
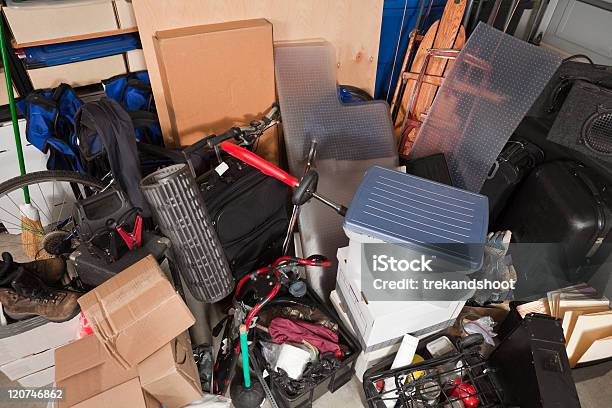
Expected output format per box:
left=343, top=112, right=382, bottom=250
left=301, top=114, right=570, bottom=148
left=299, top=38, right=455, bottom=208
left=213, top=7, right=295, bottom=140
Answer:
left=220, top=141, right=299, bottom=187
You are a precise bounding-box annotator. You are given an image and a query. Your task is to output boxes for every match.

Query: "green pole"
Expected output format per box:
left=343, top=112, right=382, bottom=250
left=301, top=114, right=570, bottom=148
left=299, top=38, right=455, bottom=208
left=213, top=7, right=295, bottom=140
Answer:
left=239, top=324, right=251, bottom=388
left=0, top=16, right=29, bottom=203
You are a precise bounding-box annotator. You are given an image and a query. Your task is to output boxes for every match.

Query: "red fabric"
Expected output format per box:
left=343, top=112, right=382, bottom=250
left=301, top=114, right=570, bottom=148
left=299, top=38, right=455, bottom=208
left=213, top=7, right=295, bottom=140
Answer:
left=268, top=317, right=340, bottom=354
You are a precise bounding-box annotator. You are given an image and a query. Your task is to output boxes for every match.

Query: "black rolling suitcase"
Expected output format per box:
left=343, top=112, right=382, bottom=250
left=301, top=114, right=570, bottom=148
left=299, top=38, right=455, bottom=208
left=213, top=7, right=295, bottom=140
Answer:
left=497, top=160, right=612, bottom=282
left=481, top=138, right=545, bottom=224
left=199, top=159, right=290, bottom=279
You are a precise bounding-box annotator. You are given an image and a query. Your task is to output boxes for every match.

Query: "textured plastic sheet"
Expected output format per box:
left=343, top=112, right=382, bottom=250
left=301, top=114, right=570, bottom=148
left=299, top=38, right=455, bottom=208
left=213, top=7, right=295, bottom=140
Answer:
left=274, top=42, right=398, bottom=298
left=274, top=41, right=397, bottom=175
left=141, top=164, right=234, bottom=303
left=409, top=24, right=562, bottom=192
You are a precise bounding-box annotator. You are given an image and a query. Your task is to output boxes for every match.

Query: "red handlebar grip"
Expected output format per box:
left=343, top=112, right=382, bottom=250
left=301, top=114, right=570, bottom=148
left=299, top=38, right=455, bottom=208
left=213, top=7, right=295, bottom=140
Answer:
left=220, top=141, right=299, bottom=187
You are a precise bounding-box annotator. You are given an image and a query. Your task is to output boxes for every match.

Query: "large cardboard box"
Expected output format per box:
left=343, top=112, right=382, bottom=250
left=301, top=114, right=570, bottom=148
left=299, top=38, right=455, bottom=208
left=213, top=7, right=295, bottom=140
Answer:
left=78, top=255, right=195, bottom=368
left=72, top=377, right=160, bottom=408
left=138, top=332, right=202, bottom=408
left=55, top=334, right=138, bottom=408
left=3, top=0, right=118, bottom=45
left=28, top=55, right=127, bottom=89
left=152, top=18, right=278, bottom=160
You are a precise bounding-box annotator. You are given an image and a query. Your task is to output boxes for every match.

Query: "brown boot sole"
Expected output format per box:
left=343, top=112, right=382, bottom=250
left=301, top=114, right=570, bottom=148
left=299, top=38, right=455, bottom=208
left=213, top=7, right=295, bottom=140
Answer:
left=4, top=304, right=81, bottom=323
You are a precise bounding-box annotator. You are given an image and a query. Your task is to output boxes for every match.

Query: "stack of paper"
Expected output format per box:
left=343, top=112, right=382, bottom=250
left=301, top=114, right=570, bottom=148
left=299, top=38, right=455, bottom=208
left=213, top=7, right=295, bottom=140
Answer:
left=516, top=284, right=611, bottom=367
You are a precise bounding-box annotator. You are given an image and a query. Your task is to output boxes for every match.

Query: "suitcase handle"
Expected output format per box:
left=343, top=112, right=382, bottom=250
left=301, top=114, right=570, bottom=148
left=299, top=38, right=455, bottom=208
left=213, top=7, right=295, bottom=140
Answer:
left=220, top=141, right=299, bottom=187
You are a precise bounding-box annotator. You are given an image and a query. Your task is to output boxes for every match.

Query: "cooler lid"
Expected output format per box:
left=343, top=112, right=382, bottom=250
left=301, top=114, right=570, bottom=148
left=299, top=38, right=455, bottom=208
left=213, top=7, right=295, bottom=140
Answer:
left=344, top=166, right=489, bottom=270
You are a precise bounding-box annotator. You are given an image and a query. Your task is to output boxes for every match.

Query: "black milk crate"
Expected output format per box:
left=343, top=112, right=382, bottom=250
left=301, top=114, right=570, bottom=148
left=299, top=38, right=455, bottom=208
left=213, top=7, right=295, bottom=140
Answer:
left=254, top=288, right=361, bottom=408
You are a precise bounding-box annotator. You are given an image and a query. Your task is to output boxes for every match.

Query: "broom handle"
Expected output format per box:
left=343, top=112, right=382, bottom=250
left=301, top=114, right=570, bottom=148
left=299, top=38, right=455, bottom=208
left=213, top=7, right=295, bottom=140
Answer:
left=0, top=17, right=29, bottom=203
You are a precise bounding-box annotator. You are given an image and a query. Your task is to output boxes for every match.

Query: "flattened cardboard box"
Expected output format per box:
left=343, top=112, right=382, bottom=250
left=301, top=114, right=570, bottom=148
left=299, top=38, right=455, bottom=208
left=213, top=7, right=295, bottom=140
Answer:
left=138, top=331, right=202, bottom=408
left=72, top=377, right=160, bottom=408
left=152, top=18, right=279, bottom=163
left=55, top=334, right=138, bottom=408
left=78, top=255, right=195, bottom=368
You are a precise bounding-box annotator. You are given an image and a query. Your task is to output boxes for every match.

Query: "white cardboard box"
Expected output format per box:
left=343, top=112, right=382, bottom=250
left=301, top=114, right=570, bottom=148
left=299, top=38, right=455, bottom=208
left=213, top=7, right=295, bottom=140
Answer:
left=0, top=348, right=54, bottom=381
left=330, top=290, right=400, bottom=381
left=335, top=247, right=464, bottom=352
left=126, top=49, right=147, bottom=72
left=3, top=0, right=118, bottom=45
left=17, top=366, right=55, bottom=388
left=28, top=55, right=127, bottom=89
left=0, top=314, right=80, bottom=366
left=114, top=0, right=137, bottom=29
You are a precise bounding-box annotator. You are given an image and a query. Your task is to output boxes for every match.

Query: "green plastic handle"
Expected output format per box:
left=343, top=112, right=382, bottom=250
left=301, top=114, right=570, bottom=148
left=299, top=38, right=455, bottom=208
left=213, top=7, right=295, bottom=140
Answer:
left=0, top=17, right=29, bottom=203
left=240, top=324, right=251, bottom=388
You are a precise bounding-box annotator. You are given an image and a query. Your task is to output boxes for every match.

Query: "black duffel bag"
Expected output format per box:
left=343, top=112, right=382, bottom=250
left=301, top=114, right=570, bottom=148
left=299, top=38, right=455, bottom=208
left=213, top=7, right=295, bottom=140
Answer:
left=200, top=158, right=289, bottom=279
left=481, top=138, right=545, bottom=224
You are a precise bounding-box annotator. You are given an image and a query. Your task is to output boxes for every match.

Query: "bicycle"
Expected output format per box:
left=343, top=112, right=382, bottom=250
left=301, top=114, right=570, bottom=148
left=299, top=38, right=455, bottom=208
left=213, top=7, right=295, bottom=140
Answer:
left=0, top=104, right=280, bottom=260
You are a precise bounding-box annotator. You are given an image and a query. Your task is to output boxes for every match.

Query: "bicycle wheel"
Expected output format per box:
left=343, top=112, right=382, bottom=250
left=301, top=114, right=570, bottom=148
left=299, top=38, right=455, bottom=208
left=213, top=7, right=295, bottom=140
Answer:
left=0, top=171, right=107, bottom=259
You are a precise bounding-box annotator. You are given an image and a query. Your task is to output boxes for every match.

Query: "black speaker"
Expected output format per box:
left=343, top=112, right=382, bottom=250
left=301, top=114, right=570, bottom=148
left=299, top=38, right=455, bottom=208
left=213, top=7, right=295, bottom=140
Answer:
left=548, top=80, right=612, bottom=163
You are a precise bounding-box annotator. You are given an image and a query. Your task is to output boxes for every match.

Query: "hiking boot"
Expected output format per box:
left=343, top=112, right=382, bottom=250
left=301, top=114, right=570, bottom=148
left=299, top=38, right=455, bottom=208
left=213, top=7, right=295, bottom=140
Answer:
left=0, top=268, right=80, bottom=322
left=0, top=252, right=65, bottom=287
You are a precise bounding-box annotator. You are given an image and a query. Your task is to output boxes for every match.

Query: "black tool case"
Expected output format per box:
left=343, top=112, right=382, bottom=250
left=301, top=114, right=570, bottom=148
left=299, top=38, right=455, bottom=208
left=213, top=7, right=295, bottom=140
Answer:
left=253, top=288, right=361, bottom=408
left=68, top=232, right=170, bottom=287
left=489, top=313, right=581, bottom=408
left=200, top=158, right=290, bottom=279
left=497, top=160, right=612, bottom=282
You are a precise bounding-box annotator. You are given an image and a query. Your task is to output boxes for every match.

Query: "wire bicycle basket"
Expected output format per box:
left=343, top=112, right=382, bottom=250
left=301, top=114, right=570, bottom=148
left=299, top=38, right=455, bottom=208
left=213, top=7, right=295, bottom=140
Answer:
left=363, top=335, right=503, bottom=408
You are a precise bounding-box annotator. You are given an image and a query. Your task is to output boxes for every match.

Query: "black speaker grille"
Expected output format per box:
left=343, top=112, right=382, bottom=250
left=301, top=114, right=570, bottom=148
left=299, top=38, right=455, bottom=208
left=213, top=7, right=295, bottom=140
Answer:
left=584, top=112, right=612, bottom=155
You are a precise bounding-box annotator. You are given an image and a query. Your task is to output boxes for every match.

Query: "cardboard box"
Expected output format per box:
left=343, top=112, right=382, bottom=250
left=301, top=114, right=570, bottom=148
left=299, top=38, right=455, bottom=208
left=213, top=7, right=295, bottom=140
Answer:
left=55, top=334, right=138, bottom=408
left=78, top=255, right=195, bottom=368
left=330, top=290, right=399, bottom=380
left=0, top=314, right=80, bottom=366
left=72, top=377, right=160, bottom=408
left=127, top=49, right=147, bottom=72
left=17, top=366, right=54, bottom=388
left=28, top=55, right=127, bottom=89
left=1, top=348, right=54, bottom=381
left=152, top=19, right=278, bottom=157
left=335, top=247, right=464, bottom=352
left=114, top=0, right=137, bottom=29
left=138, top=332, right=202, bottom=408
left=3, top=0, right=118, bottom=45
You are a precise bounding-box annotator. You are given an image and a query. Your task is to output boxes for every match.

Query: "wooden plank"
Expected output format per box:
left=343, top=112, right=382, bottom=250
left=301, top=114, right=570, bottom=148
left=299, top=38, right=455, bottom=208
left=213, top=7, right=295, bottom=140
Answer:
left=401, top=26, right=465, bottom=153
left=401, top=72, right=444, bottom=87
left=394, top=20, right=439, bottom=130
left=132, top=0, right=384, bottom=146
left=12, top=28, right=139, bottom=49
left=428, top=0, right=467, bottom=76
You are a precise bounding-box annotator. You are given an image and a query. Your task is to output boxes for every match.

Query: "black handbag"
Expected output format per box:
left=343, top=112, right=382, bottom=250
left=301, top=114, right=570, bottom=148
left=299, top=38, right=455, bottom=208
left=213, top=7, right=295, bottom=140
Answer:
left=200, top=158, right=290, bottom=278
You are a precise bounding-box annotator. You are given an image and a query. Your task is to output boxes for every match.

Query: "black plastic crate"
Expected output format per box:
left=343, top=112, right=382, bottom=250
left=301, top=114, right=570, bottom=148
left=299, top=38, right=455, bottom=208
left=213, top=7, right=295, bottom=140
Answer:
left=255, top=287, right=361, bottom=408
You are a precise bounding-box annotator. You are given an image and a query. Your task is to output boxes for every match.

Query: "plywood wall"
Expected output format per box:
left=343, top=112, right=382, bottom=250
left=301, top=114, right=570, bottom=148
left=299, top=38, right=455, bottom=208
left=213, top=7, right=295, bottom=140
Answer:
left=132, top=0, right=384, bottom=145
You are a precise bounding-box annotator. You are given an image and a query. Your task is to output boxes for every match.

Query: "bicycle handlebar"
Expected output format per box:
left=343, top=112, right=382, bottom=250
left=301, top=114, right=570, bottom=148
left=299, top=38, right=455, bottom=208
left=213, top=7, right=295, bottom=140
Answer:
left=205, top=104, right=280, bottom=148
left=219, top=141, right=299, bottom=187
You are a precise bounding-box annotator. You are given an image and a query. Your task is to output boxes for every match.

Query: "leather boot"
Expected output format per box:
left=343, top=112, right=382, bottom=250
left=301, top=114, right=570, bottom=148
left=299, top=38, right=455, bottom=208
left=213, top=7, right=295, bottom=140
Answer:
left=0, top=252, right=65, bottom=287
left=0, top=267, right=80, bottom=322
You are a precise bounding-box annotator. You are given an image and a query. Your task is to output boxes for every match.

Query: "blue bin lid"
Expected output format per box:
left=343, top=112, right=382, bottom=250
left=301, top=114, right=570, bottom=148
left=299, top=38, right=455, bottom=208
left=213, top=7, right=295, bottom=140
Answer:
left=344, top=166, right=489, bottom=270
